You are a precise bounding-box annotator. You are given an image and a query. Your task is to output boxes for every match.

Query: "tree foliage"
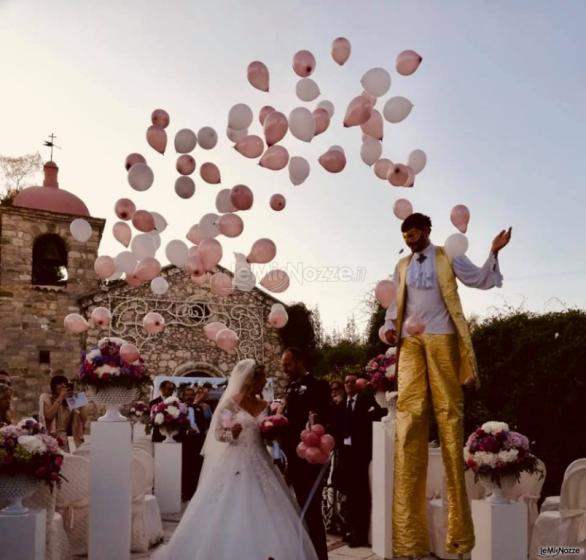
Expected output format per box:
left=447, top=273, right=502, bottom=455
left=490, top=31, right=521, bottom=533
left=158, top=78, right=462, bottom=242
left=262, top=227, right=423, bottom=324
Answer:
left=0, top=152, right=42, bottom=206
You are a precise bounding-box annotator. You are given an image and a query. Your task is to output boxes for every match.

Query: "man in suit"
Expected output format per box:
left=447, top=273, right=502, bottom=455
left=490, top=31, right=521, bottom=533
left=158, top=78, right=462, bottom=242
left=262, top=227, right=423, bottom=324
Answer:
left=281, top=347, right=331, bottom=560
left=332, top=374, right=385, bottom=547
left=149, top=380, right=176, bottom=443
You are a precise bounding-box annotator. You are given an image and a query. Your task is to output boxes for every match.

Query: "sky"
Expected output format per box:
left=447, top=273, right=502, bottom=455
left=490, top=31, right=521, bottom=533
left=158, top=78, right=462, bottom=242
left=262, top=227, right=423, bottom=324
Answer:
left=1, top=0, right=584, bottom=334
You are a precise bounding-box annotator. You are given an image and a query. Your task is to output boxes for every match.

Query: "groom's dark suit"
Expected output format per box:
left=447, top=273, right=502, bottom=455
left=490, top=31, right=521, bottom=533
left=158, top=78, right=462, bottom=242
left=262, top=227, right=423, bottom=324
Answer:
left=282, top=373, right=331, bottom=560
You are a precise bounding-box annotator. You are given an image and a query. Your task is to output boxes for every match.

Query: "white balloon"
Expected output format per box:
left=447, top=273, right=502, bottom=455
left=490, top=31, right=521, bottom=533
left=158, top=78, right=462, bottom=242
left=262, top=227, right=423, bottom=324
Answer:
left=197, top=127, right=218, bottom=150
left=289, top=107, right=315, bottom=142
left=127, top=163, right=154, bottom=192
left=383, top=96, right=413, bottom=123
left=361, top=67, right=391, bottom=97
left=226, top=126, right=248, bottom=143
left=175, top=176, right=195, bottom=199
left=114, top=251, right=138, bottom=274
left=444, top=233, right=469, bottom=258
left=296, top=78, right=320, bottom=102
left=148, top=231, right=161, bottom=251
left=151, top=211, right=168, bottom=233
left=150, top=276, right=169, bottom=295
left=288, top=156, right=310, bottom=185
left=408, top=149, right=427, bottom=174
left=174, top=129, right=197, bottom=153
left=70, top=218, right=92, bottom=242
left=215, top=189, right=237, bottom=213
left=228, top=103, right=253, bottom=131
left=165, top=240, right=189, bottom=267
left=131, top=233, right=156, bottom=259
left=317, top=100, right=335, bottom=117
left=199, top=213, right=220, bottom=239
left=360, top=139, right=383, bottom=166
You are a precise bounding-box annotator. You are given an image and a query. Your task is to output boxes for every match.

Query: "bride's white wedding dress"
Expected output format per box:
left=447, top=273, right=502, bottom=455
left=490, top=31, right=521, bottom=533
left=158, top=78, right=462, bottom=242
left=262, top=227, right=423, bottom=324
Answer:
left=153, top=402, right=318, bottom=560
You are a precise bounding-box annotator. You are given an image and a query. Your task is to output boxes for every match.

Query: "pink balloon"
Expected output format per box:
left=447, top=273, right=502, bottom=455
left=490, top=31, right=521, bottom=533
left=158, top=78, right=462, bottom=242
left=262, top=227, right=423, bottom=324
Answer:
left=199, top=162, right=221, bottom=184
left=151, top=109, right=170, bottom=128
left=316, top=450, right=331, bottom=464
left=396, top=49, right=423, bottom=76
left=91, top=306, right=111, bottom=328
left=404, top=316, right=426, bottom=336
left=361, top=90, right=377, bottom=108
left=120, top=343, right=140, bottom=363
left=247, top=238, right=276, bottom=264
left=260, top=270, right=290, bottom=293
left=450, top=204, right=470, bottom=233
left=292, top=50, right=316, bottom=77
left=175, top=176, right=196, bottom=199
left=64, top=313, right=89, bottom=334
left=234, top=135, right=264, bottom=158
left=132, top=210, right=155, bottom=233
left=361, top=109, right=384, bottom=140
left=216, top=328, right=239, bottom=353
left=331, top=37, right=351, bottom=65
left=113, top=221, right=132, bottom=247
left=125, top=153, right=146, bottom=171
left=247, top=60, right=269, bottom=92
left=343, top=96, right=372, bottom=127
left=263, top=112, right=288, bottom=147
left=210, top=272, right=233, bottom=297
left=374, top=158, right=394, bottom=180
left=319, top=434, right=335, bottom=453
left=125, top=273, right=143, bottom=288
left=176, top=154, right=196, bottom=175
left=389, top=164, right=410, bottom=187
left=230, top=185, right=254, bottom=211
left=404, top=167, right=415, bottom=188
left=191, top=272, right=210, bottom=285
left=311, top=424, right=326, bottom=437
left=296, top=442, right=308, bottom=459
left=305, top=446, right=322, bottom=464
left=198, top=238, right=223, bottom=271
left=300, top=429, right=311, bottom=441
left=302, top=431, right=320, bottom=447
left=375, top=279, right=396, bottom=309
left=115, top=198, right=136, bottom=221
left=313, top=108, right=330, bottom=136
left=393, top=199, right=413, bottom=220
left=318, top=149, right=346, bottom=173
left=143, top=311, right=165, bottom=334
left=204, top=321, right=228, bottom=341
left=94, top=256, right=116, bottom=279
left=270, top=194, right=286, bottom=211
left=268, top=308, right=288, bottom=328
left=260, top=145, right=289, bottom=171
left=218, top=213, right=244, bottom=237
left=135, top=257, right=161, bottom=281
left=259, top=105, right=276, bottom=125
left=185, top=254, right=205, bottom=276
left=146, top=125, right=167, bottom=154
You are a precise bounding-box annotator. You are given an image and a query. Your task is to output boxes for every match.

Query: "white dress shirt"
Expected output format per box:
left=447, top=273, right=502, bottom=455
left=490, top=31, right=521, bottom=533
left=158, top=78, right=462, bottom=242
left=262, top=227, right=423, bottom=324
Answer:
left=344, top=394, right=357, bottom=446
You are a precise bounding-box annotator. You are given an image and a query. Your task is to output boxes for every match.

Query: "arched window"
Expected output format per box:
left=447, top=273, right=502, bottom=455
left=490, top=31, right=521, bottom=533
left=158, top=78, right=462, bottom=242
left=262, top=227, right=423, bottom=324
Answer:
left=32, top=234, right=68, bottom=286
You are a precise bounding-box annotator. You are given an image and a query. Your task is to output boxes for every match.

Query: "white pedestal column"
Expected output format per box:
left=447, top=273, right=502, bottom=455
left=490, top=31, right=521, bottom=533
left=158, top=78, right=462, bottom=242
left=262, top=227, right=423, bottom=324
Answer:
left=471, top=499, right=528, bottom=560
left=372, top=419, right=395, bottom=560
left=154, top=442, right=182, bottom=515
left=0, top=509, right=46, bottom=560
left=89, top=421, right=132, bottom=560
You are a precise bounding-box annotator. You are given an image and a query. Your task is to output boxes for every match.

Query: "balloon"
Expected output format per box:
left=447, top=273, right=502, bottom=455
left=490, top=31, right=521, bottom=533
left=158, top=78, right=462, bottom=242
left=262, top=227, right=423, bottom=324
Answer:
left=289, top=107, right=315, bottom=142
left=131, top=233, right=156, bottom=259
left=288, top=156, right=310, bottom=185
left=361, top=109, right=384, bottom=140
left=317, top=100, right=335, bottom=117
left=389, top=164, right=410, bottom=187
left=311, top=424, right=326, bottom=437
left=204, top=321, right=228, bottom=341
left=408, top=149, right=427, bottom=174
left=258, top=105, right=275, bottom=125
left=296, top=78, right=320, bottom=102
left=113, top=221, right=132, bottom=247
left=235, top=135, right=264, bottom=158
left=198, top=213, right=220, bottom=239
left=361, top=67, right=391, bottom=97
left=146, top=125, right=167, bottom=154
left=268, top=306, right=288, bottom=328
left=94, top=256, right=115, bottom=279
left=143, top=311, right=165, bottom=334
left=450, top=205, right=470, bottom=233
left=444, top=233, right=469, bottom=258
left=64, top=313, right=89, bottom=334
left=318, top=148, right=346, bottom=173
left=247, top=60, right=269, bottom=92
left=150, top=212, right=167, bottom=234
left=233, top=253, right=256, bottom=291
left=216, top=189, right=237, bottom=213
left=374, top=158, right=394, bottom=180
left=396, top=49, right=422, bottom=76
left=355, top=378, right=369, bottom=391
left=383, top=96, right=414, bottom=123
left=270, top=194, right=286, bottom=211
left=126, top=272, right=143, bottom=288
left=404, top=168, right=415, bottom=188
left=361, top=138, right=383, bottom=166
left=320, top=434, right=336, bottom=453
left=174, top=128, right=197, bottom=153
left=125, top=153, right=146, bottom=171
left=91, top=307, right=111, bottom=328
left=176, top=154, right=196, bottom=175
left=185, top=254, right=204, bottom=276
left=198, top=238, right=223, bottom=271
left=210, top=272, right=234, bottom=297
left=292, top=50, right=315, bottom=77
left=115, top=198, right=136, bottom=220
left=148, top=231, right=161, bottom=252
left=302, top=431, right=320, bottom=447
left=191, top=272, right=210, bottom=285
left=186, top=224, right=202, bottom=245
left=260, top=269, right=289, bottom=293
left=70, top=218, right=92, bottom=242
left=375, top=279, right=396, bottom=309
left=226, top=126, right=248, bottom=143
left=165, top=240, right=189, bottom=267
left=378, top=325, right=390, bottom=345
left=175, top=176, right=196, bottom=199
left=259, top=146, right=289, bottom=171
left=343, top=96, right=372, bottom=127
left=135, top=257, right=161, bottom=282
left=296, top=442, right=308, bottom=459
left=150, top=276, right=169, bottom=295
left=114, top=251, right=138, bottom=275
left=247, top=238, right=276, bottom=264
left=132, top=210, right=155, bottom=233
left=200, top=162, right=221, bottom=184
left=361, top=90, right=377, bottom=107
left=127, top=162, right=154, bottom=192
left=228, top=103, right=253, bottom=130
left=230, top=185, right=254, bottom=211
left=215, top=328, right=239, bottom=353
left=120, top=343, right=140, bottom=363
left=218, top=213, right=244, bottom=237
left=404, top=316, right=426, bottom=336
left=393, top=199, right=413, bottom=220
left=198, top=127, right=218, bottom=150
left=263, top=112, right=288, bottom=146
left=313, top=108, right=330, bottom=136
left=331, top=37, right=351, bottom=65
left=151, top=109, right=170, bottom=128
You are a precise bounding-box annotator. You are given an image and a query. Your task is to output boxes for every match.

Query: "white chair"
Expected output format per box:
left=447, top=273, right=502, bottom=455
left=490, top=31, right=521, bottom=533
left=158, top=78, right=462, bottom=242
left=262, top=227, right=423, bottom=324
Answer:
left=541, top=458, right=586, bottom=513
left=531, top=465, right=586, bottom=559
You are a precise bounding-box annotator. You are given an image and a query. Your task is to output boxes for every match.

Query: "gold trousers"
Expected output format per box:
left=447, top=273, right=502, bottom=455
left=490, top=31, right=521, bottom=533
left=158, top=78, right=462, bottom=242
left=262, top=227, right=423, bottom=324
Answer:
left=392, top=334, right=475, bottom=557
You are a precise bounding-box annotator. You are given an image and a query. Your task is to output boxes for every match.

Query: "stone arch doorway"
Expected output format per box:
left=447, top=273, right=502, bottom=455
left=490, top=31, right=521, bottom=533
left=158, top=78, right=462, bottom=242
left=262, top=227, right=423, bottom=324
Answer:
left=173, top=361, right=225, bottom=378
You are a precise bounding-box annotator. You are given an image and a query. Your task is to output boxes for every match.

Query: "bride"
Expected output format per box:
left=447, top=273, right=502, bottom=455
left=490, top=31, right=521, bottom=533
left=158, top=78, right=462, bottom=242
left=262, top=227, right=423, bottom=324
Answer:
left=153, top=358, right=319, bottom=560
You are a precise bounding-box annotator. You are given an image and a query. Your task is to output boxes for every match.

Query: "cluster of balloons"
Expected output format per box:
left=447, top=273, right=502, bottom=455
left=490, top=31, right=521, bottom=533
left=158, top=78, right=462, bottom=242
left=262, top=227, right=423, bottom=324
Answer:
left=64, top=307, right=113, bottom=334
left=296, top=424, right=335, bottom=465
left=203, top=321, right=239, bottom=353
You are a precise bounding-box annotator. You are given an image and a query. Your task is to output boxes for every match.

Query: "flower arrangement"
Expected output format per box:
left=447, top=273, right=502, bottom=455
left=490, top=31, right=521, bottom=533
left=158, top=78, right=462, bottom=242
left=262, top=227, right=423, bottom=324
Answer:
left=464, top=421, right=541, bottom=484
left=79, top=337, right=150, bottom=389
left=149, top=396, right=189, bottom=435
left=0, top=419, right=64, bottom=486
left=259, top=414, right=289, bottom=441
left=128, top=401, right=149, bottom=424
left=365, top=349, right=397, bottom=392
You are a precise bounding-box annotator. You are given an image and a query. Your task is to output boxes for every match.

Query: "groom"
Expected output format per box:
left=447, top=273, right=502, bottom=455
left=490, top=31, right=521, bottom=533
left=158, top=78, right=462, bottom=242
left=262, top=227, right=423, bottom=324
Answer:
left=281, top=347, right=331, bottom=560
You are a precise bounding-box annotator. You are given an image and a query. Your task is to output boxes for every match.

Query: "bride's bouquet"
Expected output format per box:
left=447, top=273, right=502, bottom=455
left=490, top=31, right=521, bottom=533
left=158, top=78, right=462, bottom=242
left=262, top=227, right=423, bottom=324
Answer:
left=259, top=414, right=289, bottom=462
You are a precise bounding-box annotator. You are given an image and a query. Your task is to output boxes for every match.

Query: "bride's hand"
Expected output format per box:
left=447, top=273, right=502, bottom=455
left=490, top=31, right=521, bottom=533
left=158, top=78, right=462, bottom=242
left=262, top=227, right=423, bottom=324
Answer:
left=231, top=423, right=243, bottom=439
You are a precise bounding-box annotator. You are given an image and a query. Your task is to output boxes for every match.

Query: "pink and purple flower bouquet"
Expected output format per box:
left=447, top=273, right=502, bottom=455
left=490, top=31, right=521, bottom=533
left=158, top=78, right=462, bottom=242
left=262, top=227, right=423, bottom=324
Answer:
left=365, top=351, right=397, bottom=392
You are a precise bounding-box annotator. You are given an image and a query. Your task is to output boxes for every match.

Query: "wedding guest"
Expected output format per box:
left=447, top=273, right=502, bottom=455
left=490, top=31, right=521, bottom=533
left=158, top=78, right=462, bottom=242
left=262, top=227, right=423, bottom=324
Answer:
left=149, top=380, right=176, bottom=443
left=196, top=386, right=213, bottom=429
left=0, top=383, right=13, bottom=427
left=330, top=380, right=345, bottom=405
